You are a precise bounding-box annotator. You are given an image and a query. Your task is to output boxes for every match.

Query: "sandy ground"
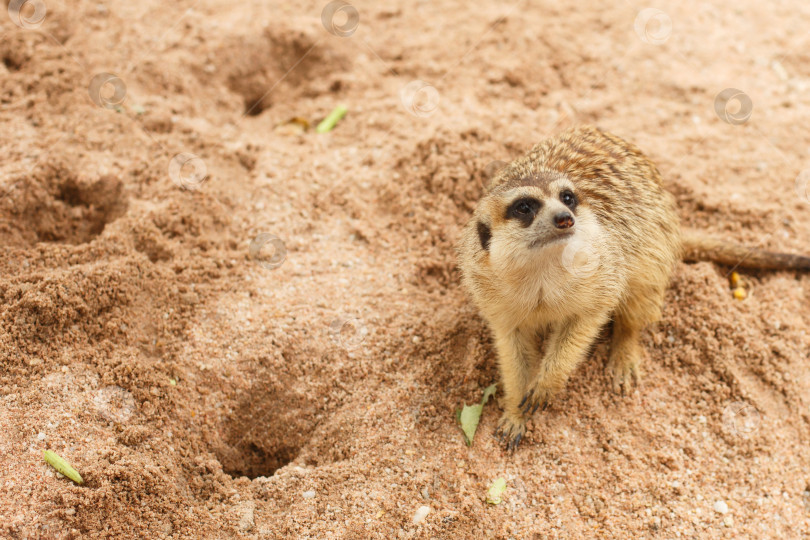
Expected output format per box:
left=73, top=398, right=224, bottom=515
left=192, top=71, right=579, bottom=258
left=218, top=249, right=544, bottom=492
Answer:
left=2, top=0, right=810, bottom=538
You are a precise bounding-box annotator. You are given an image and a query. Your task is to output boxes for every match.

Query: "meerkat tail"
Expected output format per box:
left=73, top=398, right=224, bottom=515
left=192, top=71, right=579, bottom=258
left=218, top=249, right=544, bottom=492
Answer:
left=681, top=230, right=810, bottom=271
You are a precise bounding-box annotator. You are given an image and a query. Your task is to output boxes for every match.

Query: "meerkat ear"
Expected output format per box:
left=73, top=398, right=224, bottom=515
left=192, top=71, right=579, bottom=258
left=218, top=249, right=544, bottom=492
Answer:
left=477, top=221, right=492, bottom=251
left=483, top=160, right=508, bottom=191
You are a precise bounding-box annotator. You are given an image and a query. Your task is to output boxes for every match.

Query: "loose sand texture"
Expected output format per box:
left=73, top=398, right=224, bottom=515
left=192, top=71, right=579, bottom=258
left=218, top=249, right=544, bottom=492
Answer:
left=1, top=0, right=810, bottom=538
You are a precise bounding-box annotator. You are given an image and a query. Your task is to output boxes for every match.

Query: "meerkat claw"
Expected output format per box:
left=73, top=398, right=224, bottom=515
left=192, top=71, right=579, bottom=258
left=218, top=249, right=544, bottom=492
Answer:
left=520, top=388, right=550, bottom=416
left=608, top=359, right=641, bottom=396
left=507, top=433, right=522, bottom=451
left=495, top=414, right=526, bottom=450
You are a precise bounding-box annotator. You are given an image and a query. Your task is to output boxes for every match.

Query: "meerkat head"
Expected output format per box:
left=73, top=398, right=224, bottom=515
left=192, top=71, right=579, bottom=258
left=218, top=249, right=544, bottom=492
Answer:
left=473, top=171, right=604, bottom=280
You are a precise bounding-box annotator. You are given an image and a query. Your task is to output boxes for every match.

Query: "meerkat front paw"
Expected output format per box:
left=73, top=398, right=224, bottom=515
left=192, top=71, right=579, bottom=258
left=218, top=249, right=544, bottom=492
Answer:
left=518, top=383, right=557, bottom=417
left=606, top=354, right=641, bottom=395
left=494, top=412, right=526, bottom=451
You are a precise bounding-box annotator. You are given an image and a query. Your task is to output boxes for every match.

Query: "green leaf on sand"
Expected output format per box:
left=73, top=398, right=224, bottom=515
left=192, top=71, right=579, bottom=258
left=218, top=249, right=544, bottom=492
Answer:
left=486, top=477, right=507, bottom=504
left=481, top=383, right=497, bottom=405
left=315, top=105, right=348, bottom=133
left=43, top=450, right=84, bottom=484
left=457, top=383, right=497, bottom=446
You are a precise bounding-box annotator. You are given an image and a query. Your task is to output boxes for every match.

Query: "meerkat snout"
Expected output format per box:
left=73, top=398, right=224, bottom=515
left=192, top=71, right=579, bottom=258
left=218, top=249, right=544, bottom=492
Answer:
left=553, top=211, right=574, bottom=229
left=531, top=195, right=578, bottom=247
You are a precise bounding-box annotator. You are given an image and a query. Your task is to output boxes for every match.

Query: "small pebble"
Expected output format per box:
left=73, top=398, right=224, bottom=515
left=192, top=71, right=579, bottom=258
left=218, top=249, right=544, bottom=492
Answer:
left=713, top=500, right=728, bottom=514
left=302, top=490, right=316, bottom=499
left=412, top=505, right=430, bottom=525
left=237, top=501, right=255, bottom=533
left=724, top=516, right=734, bottom=527
left=37, top=432, right=46, bottom=441
left=180, top=292, right=199, bottom=305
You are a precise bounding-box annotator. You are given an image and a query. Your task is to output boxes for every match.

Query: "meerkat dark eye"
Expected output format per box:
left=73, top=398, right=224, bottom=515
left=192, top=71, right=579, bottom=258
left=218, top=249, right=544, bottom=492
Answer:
left=560, top=189, right=577, bottom=209
left=477, top=221, right=491, bottom=251
left=505, top=197, right=541, bottom=227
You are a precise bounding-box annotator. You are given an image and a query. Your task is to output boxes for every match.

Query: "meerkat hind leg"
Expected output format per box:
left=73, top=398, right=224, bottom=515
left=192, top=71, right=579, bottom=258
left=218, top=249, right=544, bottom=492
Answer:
left=606, top=315, right=643, bottom=394
left=607, top=289, right=662, bottom=393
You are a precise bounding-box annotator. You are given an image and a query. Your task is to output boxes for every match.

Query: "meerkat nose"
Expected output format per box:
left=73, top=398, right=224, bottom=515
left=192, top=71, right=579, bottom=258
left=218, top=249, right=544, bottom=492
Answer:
left=553, top=211, right=575, bottom=230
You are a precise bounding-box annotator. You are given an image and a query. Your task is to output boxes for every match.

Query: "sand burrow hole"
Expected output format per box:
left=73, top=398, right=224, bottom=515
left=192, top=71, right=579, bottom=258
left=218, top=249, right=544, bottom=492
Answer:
left=212, top=370, right=318, bottom=479
left=0, top=168, right=128, bottom=247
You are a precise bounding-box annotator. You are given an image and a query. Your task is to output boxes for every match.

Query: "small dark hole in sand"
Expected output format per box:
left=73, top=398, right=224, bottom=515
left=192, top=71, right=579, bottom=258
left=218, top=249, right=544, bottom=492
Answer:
left=212, top=374, right=317, bottom=479
left=217, top=440, right=300, bottom=479
left=2, top=55, right=20, bottom=70
left=243, top=98, right=265, bottom=117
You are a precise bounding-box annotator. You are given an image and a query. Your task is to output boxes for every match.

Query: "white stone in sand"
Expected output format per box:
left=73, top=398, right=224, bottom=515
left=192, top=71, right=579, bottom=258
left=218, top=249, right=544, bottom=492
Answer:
left=412, top=505, right=430, bottom=524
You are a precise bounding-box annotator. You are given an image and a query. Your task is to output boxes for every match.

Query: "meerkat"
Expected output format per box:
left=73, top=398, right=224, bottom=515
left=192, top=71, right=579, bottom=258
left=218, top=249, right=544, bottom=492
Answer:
left=457, top=125, right=810, bottom=450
